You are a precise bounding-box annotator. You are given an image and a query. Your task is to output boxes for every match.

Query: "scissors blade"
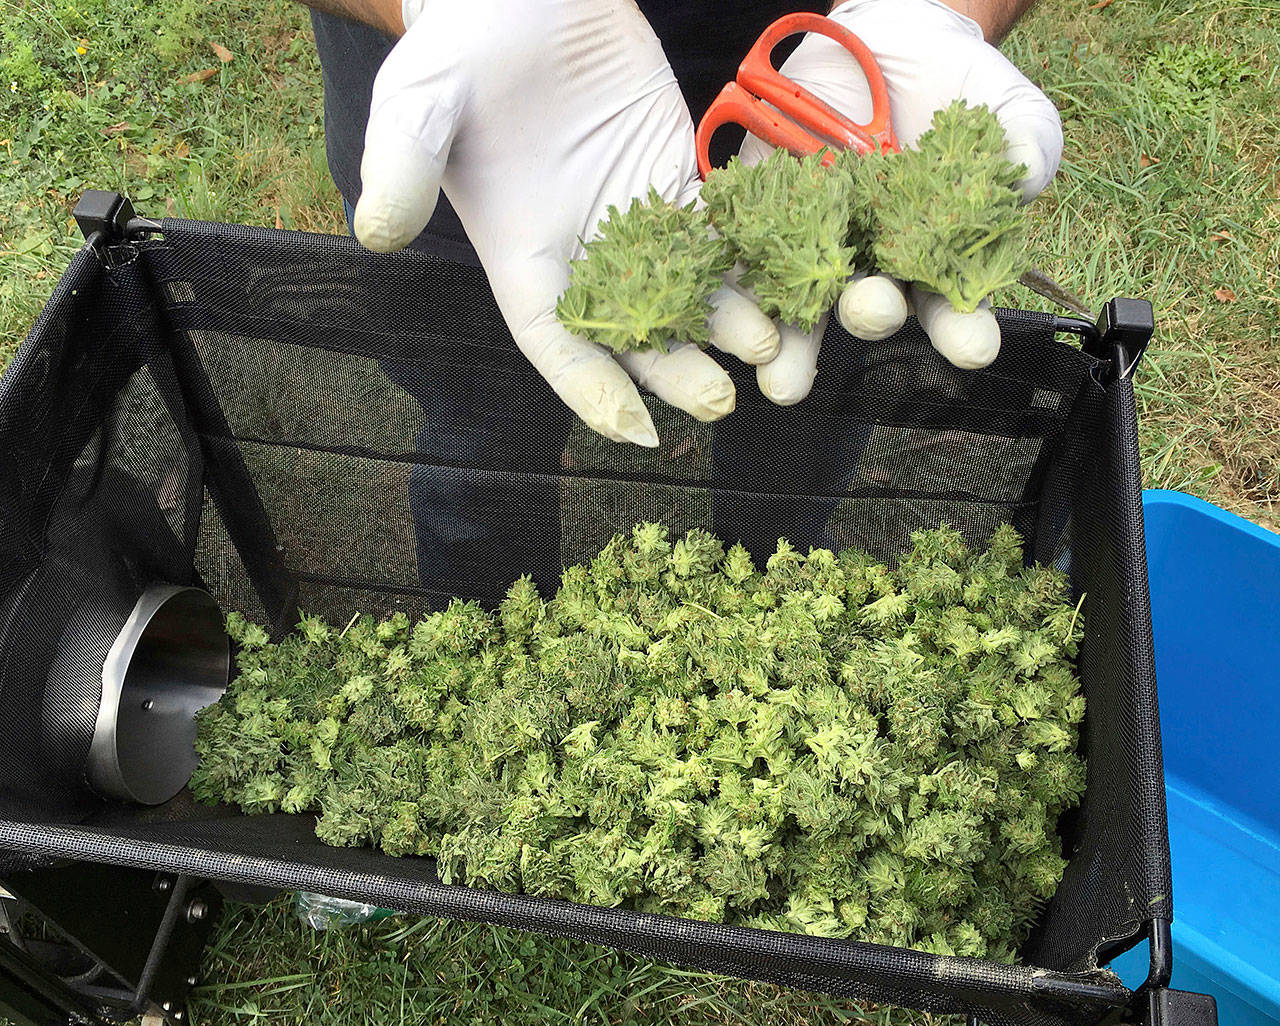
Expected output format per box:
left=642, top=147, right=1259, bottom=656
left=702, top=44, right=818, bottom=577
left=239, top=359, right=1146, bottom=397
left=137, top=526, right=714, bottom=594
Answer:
left=1017, top=267, right=1092, bottom=319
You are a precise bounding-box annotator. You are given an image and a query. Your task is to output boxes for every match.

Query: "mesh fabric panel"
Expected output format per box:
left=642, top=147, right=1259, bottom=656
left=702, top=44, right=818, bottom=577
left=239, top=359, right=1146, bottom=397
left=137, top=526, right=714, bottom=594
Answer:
left=0, top=220, right=1171, bottom=1024
left=1023, top=375, right=1173, bottom=969
left=0, top=251, right=201, bottom=823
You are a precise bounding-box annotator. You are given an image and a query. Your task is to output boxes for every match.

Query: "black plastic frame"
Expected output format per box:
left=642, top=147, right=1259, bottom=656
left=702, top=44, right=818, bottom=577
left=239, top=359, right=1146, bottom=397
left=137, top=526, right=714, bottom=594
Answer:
left=0, top=862, right=218, bottom=1025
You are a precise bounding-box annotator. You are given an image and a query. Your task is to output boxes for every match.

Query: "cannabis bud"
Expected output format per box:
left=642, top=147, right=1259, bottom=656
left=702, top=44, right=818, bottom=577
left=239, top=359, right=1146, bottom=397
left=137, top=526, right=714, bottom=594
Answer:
left=556, top=188, right=733, bottom=354
left=555, top=102, right=1032, bottom=357
left=703, top=148, right=875, bottom=332
left=867, top=100, right=1030, bottom=313
left=193, top=522, right=1086, bottom=963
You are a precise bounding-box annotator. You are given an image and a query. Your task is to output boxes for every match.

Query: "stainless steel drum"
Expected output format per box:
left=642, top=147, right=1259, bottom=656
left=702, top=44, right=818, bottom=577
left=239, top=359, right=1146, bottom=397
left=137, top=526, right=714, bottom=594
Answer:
left=85, top=585, right=230, bottom=805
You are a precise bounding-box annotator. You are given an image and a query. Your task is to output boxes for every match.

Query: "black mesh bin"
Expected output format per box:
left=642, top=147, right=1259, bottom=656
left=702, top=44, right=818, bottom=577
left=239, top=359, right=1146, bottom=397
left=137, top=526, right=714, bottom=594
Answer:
left=0, top=212, right=1173, bottom=1026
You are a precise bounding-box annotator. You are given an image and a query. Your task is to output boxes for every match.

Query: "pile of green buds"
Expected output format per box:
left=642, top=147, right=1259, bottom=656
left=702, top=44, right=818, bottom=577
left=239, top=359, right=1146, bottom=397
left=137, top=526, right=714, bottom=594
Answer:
left=193, top=522, right=1085, bottom=961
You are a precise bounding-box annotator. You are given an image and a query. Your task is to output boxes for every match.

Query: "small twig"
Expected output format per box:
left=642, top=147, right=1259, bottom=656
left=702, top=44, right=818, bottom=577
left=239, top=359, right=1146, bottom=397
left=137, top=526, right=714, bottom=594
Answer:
left=338, top=611, right=360, bottom=638
left=1066, top=592, right=1087, bottom=642
left=1089, top=0, right=1116, bottom=9
left=684, top=601, right=723, bottom=620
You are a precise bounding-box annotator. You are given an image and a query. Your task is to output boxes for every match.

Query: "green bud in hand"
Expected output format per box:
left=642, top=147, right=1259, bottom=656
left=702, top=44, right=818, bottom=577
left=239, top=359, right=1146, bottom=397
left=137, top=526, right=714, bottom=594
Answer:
left=867, top=101, right=1029, bottom=314
left=703, top=148, right=874, bottom=331
left=556, top=188, right=732, bottom=354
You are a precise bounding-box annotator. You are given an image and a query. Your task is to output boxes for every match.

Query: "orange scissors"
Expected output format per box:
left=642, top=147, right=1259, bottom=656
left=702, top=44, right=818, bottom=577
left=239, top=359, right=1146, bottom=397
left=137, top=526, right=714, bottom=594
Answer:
left=695, top=12, right=900, bottom=179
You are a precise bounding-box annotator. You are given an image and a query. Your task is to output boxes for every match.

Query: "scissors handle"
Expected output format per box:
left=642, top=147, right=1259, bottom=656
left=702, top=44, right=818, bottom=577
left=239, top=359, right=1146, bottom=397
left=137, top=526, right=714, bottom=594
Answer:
left=695, top=12, right=899, bottom=179
left=696, top=82, right=842, bottom=178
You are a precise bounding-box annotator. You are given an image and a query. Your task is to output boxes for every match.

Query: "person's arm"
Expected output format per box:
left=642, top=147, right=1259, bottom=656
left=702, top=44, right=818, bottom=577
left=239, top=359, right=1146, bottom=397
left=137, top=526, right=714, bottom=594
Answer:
left=935, top=0, right=1035, bottom=43
left=301, top=0, right=403, bottom=37
left=833, top=0, right=1035, bottom=43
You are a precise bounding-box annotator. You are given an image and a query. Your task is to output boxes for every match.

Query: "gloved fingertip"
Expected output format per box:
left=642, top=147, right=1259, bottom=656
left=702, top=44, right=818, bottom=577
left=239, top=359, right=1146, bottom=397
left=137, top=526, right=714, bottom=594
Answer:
left=614, top=344, right=736, bottom=426
left=708, top=286, right=781, bottom=364
left=1005, top=138, right=1048, bottom=203
left=756, top=359, right=816, bottom=406
left=615, top=405, right=661, bottom=448
left=634, top=425, right=662, bottom=448
left=353, top=192, right=435, bottom=253
left=915, top=292, right=1001, bottom=370
left=838, top=275, right=909, bottom=341
left=527, top=329, right=661, bottom=447
left=757, top=371, right=814, bottom=406
left=700, top=376, right=737, bottom=420
left=755, top=319, right=823, bottom=406
left=357, top=77, right=452, bottom=251
left=937, top=325, right=1000, bottom=369
left=1003, top=113, right=1063, bottom=202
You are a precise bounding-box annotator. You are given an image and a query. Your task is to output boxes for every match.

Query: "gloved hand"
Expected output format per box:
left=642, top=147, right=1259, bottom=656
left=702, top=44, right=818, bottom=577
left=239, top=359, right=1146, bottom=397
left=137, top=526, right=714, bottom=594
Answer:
left=741, top=0, right=1063, bottom=405
left=353, top=0, right=782, bottom=446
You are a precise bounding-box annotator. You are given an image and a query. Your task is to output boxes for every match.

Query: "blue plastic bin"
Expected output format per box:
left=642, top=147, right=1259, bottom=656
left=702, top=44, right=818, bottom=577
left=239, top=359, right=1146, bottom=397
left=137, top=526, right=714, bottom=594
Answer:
left=1108, top=490, right=1280, bottom=1026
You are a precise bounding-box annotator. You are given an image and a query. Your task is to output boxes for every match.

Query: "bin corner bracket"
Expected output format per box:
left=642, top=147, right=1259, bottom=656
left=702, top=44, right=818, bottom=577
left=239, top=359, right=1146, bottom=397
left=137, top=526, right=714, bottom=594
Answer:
left=73, top=190, right=163, bottom=254
left=1054, top=296, right=1155, bottom=381
left=1136, top=988, right=1219, bottom=1026
left=1125, top=920, right=1218, bottom=1026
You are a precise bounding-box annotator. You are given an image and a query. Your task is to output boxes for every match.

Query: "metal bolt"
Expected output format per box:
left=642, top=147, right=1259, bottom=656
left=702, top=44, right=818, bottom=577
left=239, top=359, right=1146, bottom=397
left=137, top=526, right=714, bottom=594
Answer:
left=162, top=1001, right=172, bottom=1012
left=142, top=699, right=154, bottom=711
left=174, top=1012, right=185, bottom=1021
left=187, top=976, right=198, bottom=987
left=154, top=877, right=172, bottom=893
left=185, top=899, right=208, bottom=922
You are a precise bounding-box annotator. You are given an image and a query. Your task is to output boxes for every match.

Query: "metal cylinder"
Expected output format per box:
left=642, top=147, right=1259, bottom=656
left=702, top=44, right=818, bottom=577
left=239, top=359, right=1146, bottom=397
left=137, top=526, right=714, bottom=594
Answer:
left=85, top=585, right=230, bottom=805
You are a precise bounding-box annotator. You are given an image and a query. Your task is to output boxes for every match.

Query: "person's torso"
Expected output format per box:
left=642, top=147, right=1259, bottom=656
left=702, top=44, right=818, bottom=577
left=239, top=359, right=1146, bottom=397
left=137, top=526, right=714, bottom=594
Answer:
left=311, top=2, right=824, bottom=247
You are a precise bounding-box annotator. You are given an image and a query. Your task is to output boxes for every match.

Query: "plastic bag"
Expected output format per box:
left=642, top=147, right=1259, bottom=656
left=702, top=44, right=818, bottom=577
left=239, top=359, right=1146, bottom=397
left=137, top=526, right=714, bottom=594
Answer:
left=294, top=891, right=397, bottom=931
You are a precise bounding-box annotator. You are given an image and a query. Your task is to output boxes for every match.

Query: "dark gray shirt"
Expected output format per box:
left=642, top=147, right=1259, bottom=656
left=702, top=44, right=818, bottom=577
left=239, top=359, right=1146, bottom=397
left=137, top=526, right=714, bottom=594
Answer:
left=311, top=3, right=821, bottom=251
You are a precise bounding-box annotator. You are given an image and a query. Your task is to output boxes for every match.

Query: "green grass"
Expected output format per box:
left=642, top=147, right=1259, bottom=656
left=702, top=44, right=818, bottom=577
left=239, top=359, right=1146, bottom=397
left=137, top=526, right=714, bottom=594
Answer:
left=1000, top=0, right=1280, bottom=528
left=1, top=0, right=1278, bottom=1022
left=187, top=896, right=905, bottom=1026
left=0, top=0, right=342, bottom=365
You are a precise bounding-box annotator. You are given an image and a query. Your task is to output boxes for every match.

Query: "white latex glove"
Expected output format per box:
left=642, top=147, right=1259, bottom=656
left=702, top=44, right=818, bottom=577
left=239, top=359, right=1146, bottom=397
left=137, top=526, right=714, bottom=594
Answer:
left=742, top=0, right=1063, bottom=403
left=353, top=0, right=781, bottom=446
